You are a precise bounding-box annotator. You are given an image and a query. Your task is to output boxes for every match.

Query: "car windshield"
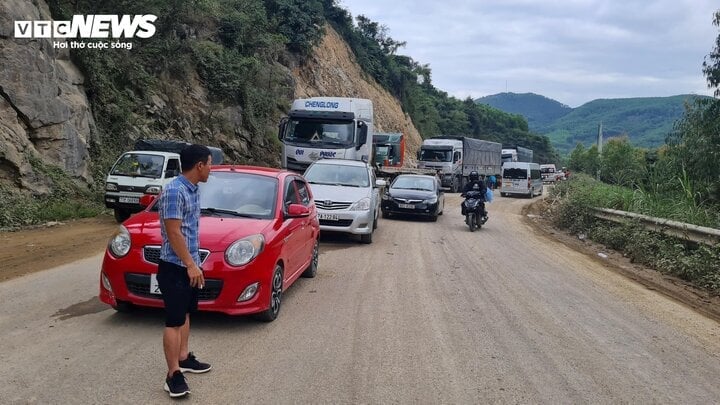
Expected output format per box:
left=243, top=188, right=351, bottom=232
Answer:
left=503, top=168, right=528, bottom=179
left=284, top=119, right=355, bottom=147
left=110, top=153, right=165, bottom=178
left=419, top=149, right=452, bottom=162
left=391, top=176, right=435, bottom=191
left=304, top=164, right=369, bottom=187
left=541, top=167, right=555, bottom=173
left=198, top=172, right=278, bottom=219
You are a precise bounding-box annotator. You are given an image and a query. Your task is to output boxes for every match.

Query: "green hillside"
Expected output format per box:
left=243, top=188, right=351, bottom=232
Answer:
left=476, top=93, right=708, bottom=154
left=475, top=92, right=572, bottom=130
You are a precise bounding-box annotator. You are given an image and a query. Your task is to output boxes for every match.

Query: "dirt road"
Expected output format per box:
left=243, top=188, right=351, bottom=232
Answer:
left=1, top=194, right=719, bottom=403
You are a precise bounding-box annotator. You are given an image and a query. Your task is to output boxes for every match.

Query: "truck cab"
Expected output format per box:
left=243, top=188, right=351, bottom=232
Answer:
left=417, top=138, right=463, bottom=192
left=278, top=97, right=374, bottom=172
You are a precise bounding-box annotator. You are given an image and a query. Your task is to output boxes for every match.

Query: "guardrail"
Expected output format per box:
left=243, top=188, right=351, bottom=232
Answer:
left=592, top=207, right=720, bottom=246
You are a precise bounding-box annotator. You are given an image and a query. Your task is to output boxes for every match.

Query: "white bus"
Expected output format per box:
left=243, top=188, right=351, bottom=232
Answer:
left=500, top=162, right=543, bottom=198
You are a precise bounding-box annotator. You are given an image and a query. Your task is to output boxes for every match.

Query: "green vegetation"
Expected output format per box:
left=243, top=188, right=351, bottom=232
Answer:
left=476, top=92, right=709, bottom=154
left=476, top=92, right=573, bottom=130
left=546, top=175, right=720, bottom=293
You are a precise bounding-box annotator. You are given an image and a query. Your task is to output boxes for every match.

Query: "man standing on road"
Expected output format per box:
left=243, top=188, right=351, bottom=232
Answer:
left=157, top=144, right=213, bottom=398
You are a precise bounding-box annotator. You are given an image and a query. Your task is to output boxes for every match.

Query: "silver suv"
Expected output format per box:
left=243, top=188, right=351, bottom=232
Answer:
left=303, top=159, right=385, bottom=243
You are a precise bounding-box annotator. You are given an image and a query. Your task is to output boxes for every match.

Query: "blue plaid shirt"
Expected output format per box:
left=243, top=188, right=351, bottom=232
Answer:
left=159, top=175, right=201, bottom=267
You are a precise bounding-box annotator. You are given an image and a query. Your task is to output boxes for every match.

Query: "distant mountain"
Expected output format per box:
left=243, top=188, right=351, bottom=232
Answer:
left=475, top=93, right=707, bottom=154
left=475, top=92, right=573, bottom=130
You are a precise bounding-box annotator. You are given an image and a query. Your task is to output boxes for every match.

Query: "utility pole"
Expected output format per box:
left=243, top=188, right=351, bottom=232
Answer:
left=596, top=122, right=603, bottom=180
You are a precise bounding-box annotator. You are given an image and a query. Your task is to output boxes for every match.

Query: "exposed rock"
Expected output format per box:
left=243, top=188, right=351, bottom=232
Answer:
left=0, top=0, right=96, bottom=194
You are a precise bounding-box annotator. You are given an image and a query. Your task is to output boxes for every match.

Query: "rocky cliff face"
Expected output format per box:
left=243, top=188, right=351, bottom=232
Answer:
left=295, top=26, right=423, bottom=165
left=0, top=0, right=95, bottom=194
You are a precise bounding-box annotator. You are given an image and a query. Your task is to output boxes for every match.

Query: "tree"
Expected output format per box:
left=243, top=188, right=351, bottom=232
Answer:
left=567, top=143, right=586, bottom=172
left=599, top=137, right=645, bottom=186
left=702, top=10, right=720, bottom=96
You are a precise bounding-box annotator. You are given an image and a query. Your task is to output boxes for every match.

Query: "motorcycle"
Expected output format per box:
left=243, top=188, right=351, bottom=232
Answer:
left=461, top=190, right=487, bottom=232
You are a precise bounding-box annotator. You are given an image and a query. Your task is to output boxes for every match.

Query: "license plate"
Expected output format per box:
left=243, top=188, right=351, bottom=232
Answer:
left=119, top=196, right=139, bottom=204
left=318, top=213, right=339, bottom=221
left=398, top=203, right=415, bottom=209
left=150, top=273, right=162, bottom=295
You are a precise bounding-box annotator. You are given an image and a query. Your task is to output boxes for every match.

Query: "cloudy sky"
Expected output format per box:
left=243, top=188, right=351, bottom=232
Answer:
left=339, top=0, right=719, bottom=107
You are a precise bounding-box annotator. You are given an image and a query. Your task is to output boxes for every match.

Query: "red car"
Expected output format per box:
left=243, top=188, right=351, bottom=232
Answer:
left=99, top=166, right=320, bottom=321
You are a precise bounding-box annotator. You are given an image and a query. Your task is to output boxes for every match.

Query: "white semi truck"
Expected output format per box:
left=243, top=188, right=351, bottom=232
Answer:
left=417, top=136, right=502, bottom=193
left=501, top=145, right=533, bottom=163
left=277, top=97, right=373, bottom=172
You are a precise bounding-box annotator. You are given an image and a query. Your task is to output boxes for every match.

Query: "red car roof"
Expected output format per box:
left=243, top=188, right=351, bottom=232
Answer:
left=210, top=165, right=288, bottom=178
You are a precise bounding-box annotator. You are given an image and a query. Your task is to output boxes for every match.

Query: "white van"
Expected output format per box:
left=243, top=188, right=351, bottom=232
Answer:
left=104, top=141, right=224, bottom=222
left=104, top=151, right=182, bottom=222
left=500, top=162, right=543, bottom=198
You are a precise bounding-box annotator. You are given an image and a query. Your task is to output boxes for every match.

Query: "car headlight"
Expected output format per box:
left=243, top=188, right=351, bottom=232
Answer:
left=108, top=226, right=131, bottom=258
left=145, top=185, right=161, bottom=194
left=425, top=196, right=438, bottom=204
left=225, top=234, right=265, bottom=266
left=349, top=197, right=371, bottom=211
left=105, top=183, right=117, bottom=191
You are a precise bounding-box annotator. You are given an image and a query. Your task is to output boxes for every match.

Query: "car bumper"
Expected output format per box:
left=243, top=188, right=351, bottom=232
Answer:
left=317, top=209, right=373, bottom=235
left=99, top=249, right=281, bottom=316
left=381, top=200, right=439, bottom=216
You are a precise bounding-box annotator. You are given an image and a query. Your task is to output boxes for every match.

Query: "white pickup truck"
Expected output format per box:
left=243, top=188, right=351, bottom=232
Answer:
left=540, top=164, right=565, bottom=183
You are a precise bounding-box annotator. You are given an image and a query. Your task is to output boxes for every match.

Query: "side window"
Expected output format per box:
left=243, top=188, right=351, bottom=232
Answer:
left=530, top=169, right=541, bottom=179
left=166, top=159, right=180, bottom=178
left=284, top=179, right=300, bottom=206
left=453, top=151, right=461, bottom=163
left=294, top=180, right=311, bottom=206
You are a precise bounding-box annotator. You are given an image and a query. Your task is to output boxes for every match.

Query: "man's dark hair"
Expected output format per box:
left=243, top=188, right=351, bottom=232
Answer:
left=180, top=144, right=211, bottom=172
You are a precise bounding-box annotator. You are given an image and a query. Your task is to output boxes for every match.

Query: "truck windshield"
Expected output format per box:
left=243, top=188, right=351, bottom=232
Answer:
left=110, top=153, right=165, bottom=178
left=284, top=120, right=355, bottom=147
left=419, top=149, right=452, bottom=162
left=541, top=167, right=555, bottom=173
left=503, top=168, right=528, bottom=179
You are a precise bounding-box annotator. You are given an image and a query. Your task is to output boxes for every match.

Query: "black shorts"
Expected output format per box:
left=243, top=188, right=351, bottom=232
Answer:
left=157, top=260, right=198, bottom=327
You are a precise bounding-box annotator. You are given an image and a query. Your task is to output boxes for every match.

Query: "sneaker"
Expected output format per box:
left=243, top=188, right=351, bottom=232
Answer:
left=179, top=352, right=212, bottom=374
left=164, top=370, right=190, bottom=398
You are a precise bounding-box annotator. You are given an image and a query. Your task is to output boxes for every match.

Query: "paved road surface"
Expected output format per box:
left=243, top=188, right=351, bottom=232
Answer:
left=2, top=194, right=719, bottom=403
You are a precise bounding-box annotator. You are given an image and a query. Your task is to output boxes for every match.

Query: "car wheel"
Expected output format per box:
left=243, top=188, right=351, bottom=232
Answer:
left=430, top=214, right=438, bottom=222
left=301, top=240, right=319, bottom=278
left=255, top=264, right=283, bottom=322
left=114, top=300, right=133, bottom=313
left=360, top=231, right=373, bottom=244
left=114, top=208, right=130, bottom=223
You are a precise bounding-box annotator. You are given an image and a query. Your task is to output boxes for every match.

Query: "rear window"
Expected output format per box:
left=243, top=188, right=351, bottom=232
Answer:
left=503, top=168, right=528, bottom=179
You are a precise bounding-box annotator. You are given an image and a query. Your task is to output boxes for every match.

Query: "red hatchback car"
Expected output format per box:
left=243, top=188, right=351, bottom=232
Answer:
left=99, top=166, right=320, bottom=321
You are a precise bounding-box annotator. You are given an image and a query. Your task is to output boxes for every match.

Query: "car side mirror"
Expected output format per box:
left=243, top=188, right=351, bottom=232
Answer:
left=287, top=203, right=310, bottom=218
left=139, top=194, right=157, bottom=208
left=375, top=179, right=387, bottom=188
left=165, top=169, right=179, bottom=178
left=356, top=122, right=367, bottom=150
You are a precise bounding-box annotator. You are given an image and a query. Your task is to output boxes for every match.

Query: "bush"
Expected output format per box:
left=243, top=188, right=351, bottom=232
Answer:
left=547, top=174, right=720, bottom=294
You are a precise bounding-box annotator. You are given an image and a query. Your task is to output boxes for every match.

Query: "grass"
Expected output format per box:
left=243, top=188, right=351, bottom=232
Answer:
left=546, top=174, right=720, bottom=294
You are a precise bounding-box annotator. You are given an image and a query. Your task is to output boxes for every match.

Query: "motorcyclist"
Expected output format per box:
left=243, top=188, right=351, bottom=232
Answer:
left=461, top=171, right=488, bottom=219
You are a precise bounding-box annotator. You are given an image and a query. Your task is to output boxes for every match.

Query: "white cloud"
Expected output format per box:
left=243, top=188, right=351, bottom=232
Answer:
left=340, top=0, right=718, bottom=107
